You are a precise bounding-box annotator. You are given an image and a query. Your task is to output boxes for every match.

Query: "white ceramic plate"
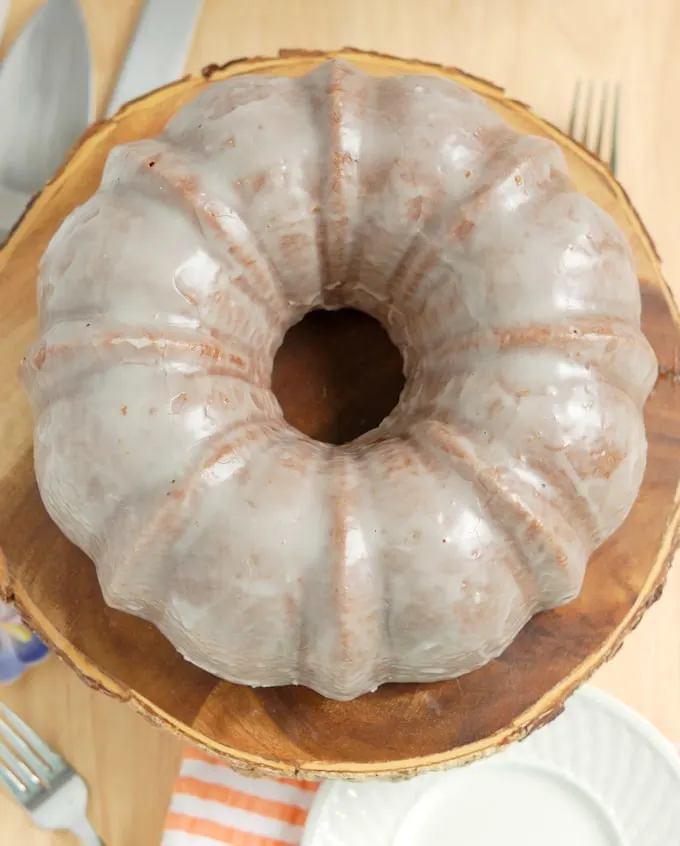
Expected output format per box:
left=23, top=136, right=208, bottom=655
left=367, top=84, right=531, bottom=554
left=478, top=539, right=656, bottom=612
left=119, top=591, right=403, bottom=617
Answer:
left=302, top=687, right=680, bottom=846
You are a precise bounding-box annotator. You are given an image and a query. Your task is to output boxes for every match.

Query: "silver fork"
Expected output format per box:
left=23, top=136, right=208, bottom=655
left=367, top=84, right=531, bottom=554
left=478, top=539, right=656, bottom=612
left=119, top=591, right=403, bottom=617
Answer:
left=0, top=703, right=104, bottom=845
left=568, top=80, right=621, bottom=176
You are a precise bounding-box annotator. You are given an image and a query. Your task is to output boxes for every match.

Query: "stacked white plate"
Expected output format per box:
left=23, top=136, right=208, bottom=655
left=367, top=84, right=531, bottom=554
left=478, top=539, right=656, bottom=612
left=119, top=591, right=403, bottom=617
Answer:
left=303, top=687, right=680, bottom=846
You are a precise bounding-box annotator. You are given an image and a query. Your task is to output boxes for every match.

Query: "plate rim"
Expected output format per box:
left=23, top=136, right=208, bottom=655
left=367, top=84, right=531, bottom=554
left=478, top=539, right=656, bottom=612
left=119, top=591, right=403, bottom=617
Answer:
left=301, top=685, right=680, bottom=846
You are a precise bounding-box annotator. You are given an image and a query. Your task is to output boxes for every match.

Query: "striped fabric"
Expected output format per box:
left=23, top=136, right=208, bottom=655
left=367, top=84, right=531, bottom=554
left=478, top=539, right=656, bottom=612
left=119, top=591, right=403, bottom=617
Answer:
left=162, top=747, right=320, bottom=846
left=165, top=743, right=680, bottom=844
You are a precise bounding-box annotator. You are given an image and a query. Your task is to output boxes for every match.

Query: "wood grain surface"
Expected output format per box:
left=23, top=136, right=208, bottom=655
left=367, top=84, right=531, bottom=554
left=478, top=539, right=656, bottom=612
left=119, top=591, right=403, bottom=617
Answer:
left=1, top=1, right=680, bottom=844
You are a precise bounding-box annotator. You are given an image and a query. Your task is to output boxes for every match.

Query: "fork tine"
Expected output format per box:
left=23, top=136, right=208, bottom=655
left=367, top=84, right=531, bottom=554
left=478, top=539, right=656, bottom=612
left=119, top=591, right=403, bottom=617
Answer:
left=582, top=81, right=594, bottom=146
left=0, top=755, right=28, bottom=802
left=568, top=79, right=581, bottom=139
left=0, top=719, right=53, bottom=784
left=595, top=83, right=608, bottom=161
left=610, top=83, right=620, bottom=176
left=0, top=704, right=63, bottom=772
left=0, top=738, right=37, bottom=791
left=569, top=80, right=620, bottom=176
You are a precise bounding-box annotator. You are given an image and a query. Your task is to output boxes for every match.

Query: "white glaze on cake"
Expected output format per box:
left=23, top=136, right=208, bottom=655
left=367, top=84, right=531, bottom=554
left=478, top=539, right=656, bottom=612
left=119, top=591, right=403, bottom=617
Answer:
left=21, top=60, right=658, bottom=700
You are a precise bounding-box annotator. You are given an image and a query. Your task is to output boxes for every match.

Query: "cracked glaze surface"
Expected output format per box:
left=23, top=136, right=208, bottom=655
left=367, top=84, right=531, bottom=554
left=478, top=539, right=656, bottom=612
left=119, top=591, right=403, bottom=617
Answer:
left=21, top=59, right=658, bottom=700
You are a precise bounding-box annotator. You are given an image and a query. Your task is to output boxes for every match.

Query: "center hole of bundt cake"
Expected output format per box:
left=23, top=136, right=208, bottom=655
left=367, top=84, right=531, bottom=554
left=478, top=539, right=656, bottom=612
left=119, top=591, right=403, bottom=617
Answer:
left=271, top=308, right=405, bottom=446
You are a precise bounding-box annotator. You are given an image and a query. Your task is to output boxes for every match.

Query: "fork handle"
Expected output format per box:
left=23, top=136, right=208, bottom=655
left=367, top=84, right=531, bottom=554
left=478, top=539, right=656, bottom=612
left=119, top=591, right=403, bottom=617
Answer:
left=69, top=815, right=106, bottom=846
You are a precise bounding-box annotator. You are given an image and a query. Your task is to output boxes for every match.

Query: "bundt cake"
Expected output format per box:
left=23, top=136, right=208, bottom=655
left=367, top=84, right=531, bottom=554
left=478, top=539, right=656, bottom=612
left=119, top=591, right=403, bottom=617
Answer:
left=20, top=58, right=657, bottom=701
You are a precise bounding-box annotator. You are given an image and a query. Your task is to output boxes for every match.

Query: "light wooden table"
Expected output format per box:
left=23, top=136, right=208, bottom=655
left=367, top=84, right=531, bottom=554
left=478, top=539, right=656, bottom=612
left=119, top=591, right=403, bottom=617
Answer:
left=2, top=0, right=680, bottom=843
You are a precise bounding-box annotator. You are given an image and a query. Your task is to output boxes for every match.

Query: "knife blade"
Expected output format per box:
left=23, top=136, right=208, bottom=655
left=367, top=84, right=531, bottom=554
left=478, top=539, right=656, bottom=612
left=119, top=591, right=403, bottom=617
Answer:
left=0, top=1, right=9, bottom=49
left=0, top=0, right=93, bottom=240
left=105, top=0, right=204, bottom=117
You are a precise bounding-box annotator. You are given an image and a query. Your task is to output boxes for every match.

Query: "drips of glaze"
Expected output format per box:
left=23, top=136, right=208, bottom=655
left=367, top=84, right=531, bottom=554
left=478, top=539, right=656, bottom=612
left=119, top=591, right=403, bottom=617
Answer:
left=20, top=59, right=657, bottom=700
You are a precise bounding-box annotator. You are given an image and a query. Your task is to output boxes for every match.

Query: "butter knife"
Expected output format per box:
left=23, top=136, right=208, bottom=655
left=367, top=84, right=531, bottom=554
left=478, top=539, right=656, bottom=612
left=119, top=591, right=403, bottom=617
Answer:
left=105, top=0, right=204, bottom=117
left=0, top=0, right=93, bottom=240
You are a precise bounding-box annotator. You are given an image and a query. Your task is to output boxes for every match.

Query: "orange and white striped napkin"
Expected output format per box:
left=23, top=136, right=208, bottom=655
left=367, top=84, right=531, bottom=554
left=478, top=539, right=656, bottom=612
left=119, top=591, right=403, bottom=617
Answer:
left=164, top=741, right=680, bottom=844
left=162, top=747, right=320, bottom=846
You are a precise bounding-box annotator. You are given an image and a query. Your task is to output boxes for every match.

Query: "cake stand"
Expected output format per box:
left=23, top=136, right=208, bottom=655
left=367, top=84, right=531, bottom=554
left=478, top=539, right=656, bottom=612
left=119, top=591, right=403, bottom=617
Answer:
left=0, top=49, right=678, bottom=780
